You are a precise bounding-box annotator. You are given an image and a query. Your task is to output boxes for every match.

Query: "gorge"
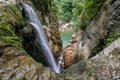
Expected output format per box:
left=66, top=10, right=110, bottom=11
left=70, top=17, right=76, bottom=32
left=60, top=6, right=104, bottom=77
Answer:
left=0, top=0, right=120, bottom=80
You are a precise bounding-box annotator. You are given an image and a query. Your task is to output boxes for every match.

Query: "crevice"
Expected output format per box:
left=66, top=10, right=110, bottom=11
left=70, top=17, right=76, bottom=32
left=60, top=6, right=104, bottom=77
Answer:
left=89, top=39, right=104, bottom=58
left=110, top=0, right=117, bottom=5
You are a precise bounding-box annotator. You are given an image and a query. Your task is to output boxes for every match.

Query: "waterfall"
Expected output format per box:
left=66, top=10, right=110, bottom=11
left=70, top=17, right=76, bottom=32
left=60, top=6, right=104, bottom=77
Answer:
left=23, top=4, right=60, bottom=73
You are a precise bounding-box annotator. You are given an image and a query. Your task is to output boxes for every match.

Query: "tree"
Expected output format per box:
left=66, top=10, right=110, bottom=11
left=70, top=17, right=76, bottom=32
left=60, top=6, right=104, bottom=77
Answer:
left=72, top=0, right=85, bottom=29
left=54, top=0, right=73, bottom=22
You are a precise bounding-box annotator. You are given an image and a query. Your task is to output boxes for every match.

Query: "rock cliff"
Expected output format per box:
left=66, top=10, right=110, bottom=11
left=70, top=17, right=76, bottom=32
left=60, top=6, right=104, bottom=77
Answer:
left=0, top=0, right=120, bottom=80
left=0, top=1, right=62, bottom=79
left=76, top=0, right=120, bottom=59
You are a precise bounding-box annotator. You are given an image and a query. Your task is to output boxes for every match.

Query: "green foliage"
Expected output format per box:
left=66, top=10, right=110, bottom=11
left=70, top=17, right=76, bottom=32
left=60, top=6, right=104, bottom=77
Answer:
left=22, top=77, right=26, bottom=80
left=72, top=0, right=85, bottom=29
left=31, top=0, right=105, bottom=30
left=104, top=31, right=120, bottom=47
left=30, top=0, right=52, bottom=24
left=72, top=0, right=105, bottom=29
left=91, top=31, right=120, bottom=57
left=30, top=0, right=59, bottom=25
left=53, top=0, right=73, bottom=22
left=0, top=24, right=23, bottom=48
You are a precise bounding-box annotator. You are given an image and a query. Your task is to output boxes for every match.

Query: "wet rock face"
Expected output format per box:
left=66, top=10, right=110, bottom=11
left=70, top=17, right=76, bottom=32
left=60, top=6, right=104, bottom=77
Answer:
left=76, top=0, right=120, bottom=59
left=20, top=23, right=36, bottom=40
left=0, top=3, right=59, bottom=79
left=43, top=26, right=63, bottom=62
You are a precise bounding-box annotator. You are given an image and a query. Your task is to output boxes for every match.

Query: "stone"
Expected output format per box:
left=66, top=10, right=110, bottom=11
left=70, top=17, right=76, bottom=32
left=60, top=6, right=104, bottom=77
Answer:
left=63, top=30, right=81, bottom=68
left=0, top=0, right=120, bottom=79
left=0, top=40, right=42, bottom=80
left=76, top=0, right=120, bottom=60
left=0, top=37, right=120, bottom=79
left=64, top=37, right=120, bottom=80
left=20, top=22, right=35, bottom=40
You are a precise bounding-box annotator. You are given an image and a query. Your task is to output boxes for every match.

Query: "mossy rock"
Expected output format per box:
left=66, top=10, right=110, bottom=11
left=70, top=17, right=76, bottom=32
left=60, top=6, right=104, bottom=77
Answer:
left=0, top=3, right=26, bottom=52
left=79, top=0, right=105, bottom=29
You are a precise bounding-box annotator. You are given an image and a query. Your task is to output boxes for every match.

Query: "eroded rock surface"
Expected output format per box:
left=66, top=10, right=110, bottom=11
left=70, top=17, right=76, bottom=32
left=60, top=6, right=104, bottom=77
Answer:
left=0, top=40, right=62, bottom=80
left=0, top=0, right=120, bottom=80
left=0, top=40, right=42, bottom=80
left=76, top=0, right=120, bottom=59
left=0, top=3, right=59, bottom=80
left=64, top=37, right=120, bottom=80
left=63, top=30, right=81, bottom=68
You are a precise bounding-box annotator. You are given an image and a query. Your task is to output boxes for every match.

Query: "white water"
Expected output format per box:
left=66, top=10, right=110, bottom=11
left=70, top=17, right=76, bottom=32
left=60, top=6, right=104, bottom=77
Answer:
left=23, top=4, right=60, bottom=73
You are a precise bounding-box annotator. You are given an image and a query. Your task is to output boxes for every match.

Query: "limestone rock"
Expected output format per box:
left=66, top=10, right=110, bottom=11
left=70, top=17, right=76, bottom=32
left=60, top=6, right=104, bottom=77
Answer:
left=0, top=0, right=16, bottom=4
left=0, top=40, right=42, bottom=80
left=76, top=0, right=120, bottom=59
left=1, top=0, right=120, bottom=80
left=0, top=40, right=60, bottom=80
left=63, top=31, right=81, bottom=68
left=64, top=37, right=120, bottom=80
left=59, top=22, right=73, bottom=32
left=0, top=33, right=120, bottom=80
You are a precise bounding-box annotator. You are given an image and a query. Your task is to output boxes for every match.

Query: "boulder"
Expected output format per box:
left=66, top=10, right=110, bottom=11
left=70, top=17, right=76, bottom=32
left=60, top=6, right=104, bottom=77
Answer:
left=0, top=40, right=42, bottom=80
left=64, top=37, right=120, bottom=80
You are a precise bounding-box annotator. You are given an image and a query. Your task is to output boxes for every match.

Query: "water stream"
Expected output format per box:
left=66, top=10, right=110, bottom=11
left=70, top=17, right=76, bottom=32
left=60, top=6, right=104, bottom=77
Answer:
left=23, top=4, right=60, bottom=73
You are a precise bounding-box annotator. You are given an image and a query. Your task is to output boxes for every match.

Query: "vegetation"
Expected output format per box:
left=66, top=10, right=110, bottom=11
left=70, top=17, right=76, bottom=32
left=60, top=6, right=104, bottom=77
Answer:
left=104, top=31, right=120, bottom=47
left=85, top=0, right=104, bottom=21
left=55, top=0, right=73, bottom=22
left=52, top=0, right=105, bottom=29
left=31, top=0, right=105, bottom=29
left=91, top=31, right=120, bottom=57
left=30, top=0, right=59, bottom=25
left=77, top=0, right=105, bottom=29
left=72, top=0, right=85, bottom=29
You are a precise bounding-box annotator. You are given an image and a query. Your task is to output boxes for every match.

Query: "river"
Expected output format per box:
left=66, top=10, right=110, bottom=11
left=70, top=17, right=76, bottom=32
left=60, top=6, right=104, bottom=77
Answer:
left=60, top=31, right=74, bottom=48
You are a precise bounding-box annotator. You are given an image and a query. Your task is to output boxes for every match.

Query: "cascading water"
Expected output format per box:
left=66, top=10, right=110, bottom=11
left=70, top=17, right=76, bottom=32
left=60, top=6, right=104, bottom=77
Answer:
left=23, top=4, right=60, bottom=73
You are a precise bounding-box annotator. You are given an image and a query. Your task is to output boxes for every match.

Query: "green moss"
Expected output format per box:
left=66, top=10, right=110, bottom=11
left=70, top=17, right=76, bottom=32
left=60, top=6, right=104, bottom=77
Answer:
left=0, top=4, right=25, bottom=52
left=0, top=24, right=22, bottom=47
left=85, top=0, right=104, bottom=21
left=79, top=0, right=105, bottom=29
left=90, top=31, right=120, bottom=57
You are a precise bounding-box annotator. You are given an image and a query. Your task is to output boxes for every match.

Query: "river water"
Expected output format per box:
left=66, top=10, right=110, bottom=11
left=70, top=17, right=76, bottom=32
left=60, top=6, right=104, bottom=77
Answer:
left=60, top=31, right=74, bottom=48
